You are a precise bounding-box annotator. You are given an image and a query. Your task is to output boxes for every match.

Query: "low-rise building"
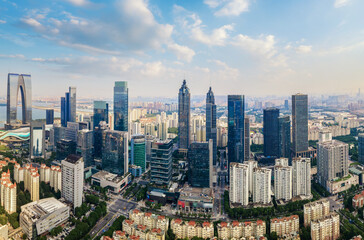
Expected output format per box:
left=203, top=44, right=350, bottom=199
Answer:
left=177, top=187, right=213, bottom=213
left=20, top=198, right=70, bottom=239
left=326, top=174, right=359, bottom=194
left=353, top=190, right=364, bottom=209
left=311, top=212, right=340, bottom=240
left=91, top=170, right=132, bottom=194
left=113, top=230, right=127, bottom=240
left=270, top=215, right=299, bottom=238
left=216, top=220, right=266, bottom=239
left=0, top=224, right=8, bottom=240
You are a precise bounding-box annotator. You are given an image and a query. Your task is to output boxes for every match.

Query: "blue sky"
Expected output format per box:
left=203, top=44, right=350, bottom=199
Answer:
left=0, top=0, right=364, bottom=99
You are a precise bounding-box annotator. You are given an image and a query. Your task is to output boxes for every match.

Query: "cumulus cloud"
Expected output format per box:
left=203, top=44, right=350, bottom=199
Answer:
left=20, top=0, right=173, bottom=53
left=232, top=34, right=277, bottom=58
left=296, top=45, right=312, bottom=53
left=167, top=43, right=196, bottom=62
left=334, top=0, right=350, bottom=8
left=204, top=0, right=250, bottom=17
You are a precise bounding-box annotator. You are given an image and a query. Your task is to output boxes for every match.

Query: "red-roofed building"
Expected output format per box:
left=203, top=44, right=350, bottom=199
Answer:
left=353, top=190, right=364, bottom=209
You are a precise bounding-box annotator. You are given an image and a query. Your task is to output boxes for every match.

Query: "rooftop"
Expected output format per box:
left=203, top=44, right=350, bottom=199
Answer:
left=65, top=154, right=83, bottom=164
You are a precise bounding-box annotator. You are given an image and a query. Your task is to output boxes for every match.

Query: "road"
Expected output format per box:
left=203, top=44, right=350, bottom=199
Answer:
left=90, top=197, right=137, bottom=239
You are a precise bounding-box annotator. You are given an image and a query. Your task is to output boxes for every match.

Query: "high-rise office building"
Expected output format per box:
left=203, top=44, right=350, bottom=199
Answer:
left=61, top=87, right=77, bottom=127
left=61, top=154, right=84, bottom=209
left=150, top=140, right=173, bottom=185
left=292, top=94, right=308, bottom=155
left=263, top=108, right=280, bottom=158
left=228, top=95, right=245, bottom=179
left=274, top=165, right=292, bottom=201
left=188, top=140, right=213, bottom=188
left=93, top=101, right=109, bottom=129
left=253, top=168, right=272, bottom=204
left=158, top=120, right=168, bottom=141
left=145, top=135, right=155, bottom=166
left=102, top=130, right=129, bottom=176
left=46, top=109, right=54, bottom=125
left=206, top=87, right=217, bottom=165
left=77, top=129, right=94, bottom=167
left=114, top=81, right=128, bottom=132
left=244, top=117, right=250, bottom=160
left=229, top=162, right=249, bottom=206
left=94, top=121, right=109, bottom=159
left=284, top=100, right=289, bottom=110
left=131, top=135, right=146, bottom=173
left=317, top=139, right=349, bottom=189
left=178, top=80, right=190, bottom=150
left=292, top=157, right=311, bottom=197
left=358, top=133, right=364, bottom=164
left=278, top=116, right=291, bottom=158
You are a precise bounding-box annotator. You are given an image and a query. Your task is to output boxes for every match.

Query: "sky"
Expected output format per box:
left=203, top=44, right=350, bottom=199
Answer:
left=0, top=0, right=364, bottom=99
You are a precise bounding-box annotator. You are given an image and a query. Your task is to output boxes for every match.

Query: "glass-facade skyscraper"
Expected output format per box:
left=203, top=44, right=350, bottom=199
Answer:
left=93, top=101, right=109, bottom=129
left=292, top=94, right=308, bottom=155
left=227, top=95, right=245, bottom=179
left=102, top=130, right=128, bottom=176
left=114, top=81, right=128, bottom=132
left=61, top=87, right=76, bottom=127
left=263, top=108, right=280, bottom=158
left=6, top=73, right=32, bottom=125
left=278, top=115, right=291, bottom=158
left=359, top=133, right=364, bottom=164
left=46, top=109, right=54, bottom=125
left=131, top=134, right=146, bottom=173
left=206, top=87, right=217, bottom=165
left=178, top=80, right=190, bottom=149
left=150, top=140, right=173, bottom=185
left=188, top=142, right=211, bottom=188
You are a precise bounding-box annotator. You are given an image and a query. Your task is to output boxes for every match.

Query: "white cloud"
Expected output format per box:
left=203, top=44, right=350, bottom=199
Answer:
left=211, top=59, right=239, bottom=79
left=192, top=24, right=234, bottom=46
left=204, top=0, right=251, bottom=17
left=167, top=43, right=196, bottom=62
left=334, top=0, right=350, bottom=8
left=232, top=34, right=276, bottom=58
left=64, top=0, right=90, bottom=7
left=21, top=18, right=42, bottom=28
left=296, top=45, right=312, bottom=53
left=0, top=54, right=25, bottom=59
left=0, top=20, right=6, bottom=24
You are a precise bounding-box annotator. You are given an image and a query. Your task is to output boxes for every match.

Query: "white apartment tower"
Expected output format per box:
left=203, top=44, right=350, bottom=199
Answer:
left=243, top=160, right=258, bottom=195
left=253, top=168, right=272, bottom=204
left=61, top=155, right=84, bottom=208
left=292, top=157, right=311, bottom=198
left=229, top=163, right=249, bottom=206
left=274, top=166, right=292, bottom=201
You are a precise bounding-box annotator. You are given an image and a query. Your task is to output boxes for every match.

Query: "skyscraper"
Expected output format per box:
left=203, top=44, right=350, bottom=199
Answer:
left=263, top=108, right=280, bottom=158
left=244, top=117, right=250, bottom=160
left=317, top=139, right=349, bottom=189
left=77, top=129, right=94, bottom=167
left=178, top=80, right=190, bottom=150
left=114, top=81, right=128, bottom=132
left=292, top=157, right=311, bottom=197
left=229, top=162, right=249, bottom=206
left=131, top=135, right=146, bottom=173
left=278, top=116, right=291, bottom=158
left=61, top=154, right=84, bottom=209
left=188, top=140, right=213, bottom=188
left=6, top=73, right=32, bottom=127
left=206, top=87, right=217, bottom=165
left=61, top=87, right=77, bottom=127
left=150, top=140, right=173, bottom=185
left=102, top=130, right=129, bottom=176
left=292, top=94, right=308, bottom=155
left=253, top=168, right=272, bottom=204
left=93, top=101, right=109, bottom=129
left=359, top=133, right=364, bottom=164
left=46, top=109, right=54, bottom=125
left=227, top=95, right=245, bottom=176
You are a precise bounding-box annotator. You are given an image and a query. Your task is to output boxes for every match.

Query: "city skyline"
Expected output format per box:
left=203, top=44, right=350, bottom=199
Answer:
left=0, top=0, right=364, bottom=99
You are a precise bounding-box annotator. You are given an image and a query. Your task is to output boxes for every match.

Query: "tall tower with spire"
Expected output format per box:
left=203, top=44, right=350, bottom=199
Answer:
left=178, top=80, right=191, bottom=150
left=206, top=87, right=217, bottom=165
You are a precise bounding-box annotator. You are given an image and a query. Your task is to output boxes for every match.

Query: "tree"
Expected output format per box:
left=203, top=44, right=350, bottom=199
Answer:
left=22, top=234, right=28, bottom=240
